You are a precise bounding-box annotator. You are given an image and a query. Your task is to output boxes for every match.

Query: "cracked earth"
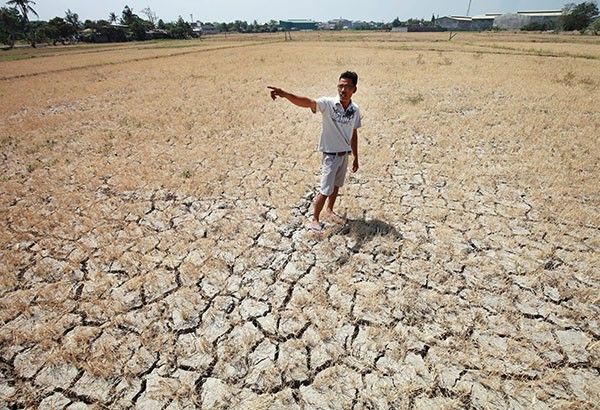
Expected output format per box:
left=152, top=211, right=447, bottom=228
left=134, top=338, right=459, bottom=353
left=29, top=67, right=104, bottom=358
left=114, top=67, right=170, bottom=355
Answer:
left=1, top=33, right=599, bottom=408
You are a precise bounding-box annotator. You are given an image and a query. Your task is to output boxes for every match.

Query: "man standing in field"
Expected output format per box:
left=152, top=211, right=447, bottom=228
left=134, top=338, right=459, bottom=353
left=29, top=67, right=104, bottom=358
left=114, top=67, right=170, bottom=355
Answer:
left=268, top=71, right=362, bottom=233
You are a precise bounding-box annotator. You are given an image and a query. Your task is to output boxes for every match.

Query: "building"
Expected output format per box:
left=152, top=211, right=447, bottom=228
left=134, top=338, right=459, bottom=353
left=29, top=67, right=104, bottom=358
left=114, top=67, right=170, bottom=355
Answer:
left=494, top=10, right=562, bottom=30
left=145, top=29, right=169, bottom=39
left=352, top=21, right=369, bottom=29
left=435, top=16, right=474, bottom=31
left=435, top=13, right=498, bottom=31
left=201, top=23, right=218, bottom=35
left=190, top=21, right=203, bottom=36
left=471, top=14, right=499, bottom=30
left=328, top=19, right=353, bottom=29
left=435, top=10, right=560, bottom=31
left=279, top=19, right=318, bottom=31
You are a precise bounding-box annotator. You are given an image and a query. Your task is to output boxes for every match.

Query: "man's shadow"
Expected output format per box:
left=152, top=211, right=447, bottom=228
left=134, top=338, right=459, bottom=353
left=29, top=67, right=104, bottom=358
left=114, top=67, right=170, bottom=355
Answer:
left=339, top=218, right=402, bottom=253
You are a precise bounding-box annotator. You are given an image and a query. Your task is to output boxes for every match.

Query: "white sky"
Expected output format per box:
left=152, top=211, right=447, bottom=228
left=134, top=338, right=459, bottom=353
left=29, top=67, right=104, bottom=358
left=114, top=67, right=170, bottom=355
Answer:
left=24, top=0, right=569, bottom=23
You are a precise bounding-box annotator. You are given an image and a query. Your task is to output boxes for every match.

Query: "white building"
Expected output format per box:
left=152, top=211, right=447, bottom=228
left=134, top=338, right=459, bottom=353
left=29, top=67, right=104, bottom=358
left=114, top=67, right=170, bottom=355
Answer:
left=494, top=10, right=562, bottom=30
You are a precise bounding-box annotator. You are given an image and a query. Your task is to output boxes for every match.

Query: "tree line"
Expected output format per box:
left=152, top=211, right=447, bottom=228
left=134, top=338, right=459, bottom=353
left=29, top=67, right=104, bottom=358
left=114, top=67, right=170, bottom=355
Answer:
left=0, top=3, right=204, bottom=48
left=1, top=1, right=599, bottom=49
left=0, top=2, right=289, bottom=48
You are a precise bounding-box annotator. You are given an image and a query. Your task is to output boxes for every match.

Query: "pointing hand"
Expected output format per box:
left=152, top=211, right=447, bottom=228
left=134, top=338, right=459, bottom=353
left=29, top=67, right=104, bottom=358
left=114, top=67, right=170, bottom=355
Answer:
left=267, top=86, right=286, bottom=101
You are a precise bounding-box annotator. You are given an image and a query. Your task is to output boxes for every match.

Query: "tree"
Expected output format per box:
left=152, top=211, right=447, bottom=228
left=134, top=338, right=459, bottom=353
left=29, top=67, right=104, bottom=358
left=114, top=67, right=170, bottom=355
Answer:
left=232, top=20, right=248, bottom=32
left=250, top=19, right=258, bottom=32
left=157, top=19, right=165, bottom=30
left=392, top=17, right=401, bottom=27
left=588, top=16, right=600, bottom=33
left=141, top=7, right=157, bottom=27
left=0, top=6, right=22, bottom=48
left=109, top=12, right=117, bottom=24
left=45, top=16, right=76, bottom=45
left=561, top=1, right=599, bottom=31
left=129, top=18, right=146, bottom=40
left=6, top=0, right=36, bottom=23
left=169, top=16, right=192, bottom=38
left=121, top=5, right=135, bottom=25
left=267, top=20, right=276, bottom=31
left=6, top=0, right=38, bottom=46
left=65, top=9, right=81, bottom=29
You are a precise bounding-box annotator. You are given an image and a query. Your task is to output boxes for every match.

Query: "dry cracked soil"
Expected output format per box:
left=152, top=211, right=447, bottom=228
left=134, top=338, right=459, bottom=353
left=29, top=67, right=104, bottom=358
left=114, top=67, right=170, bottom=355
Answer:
left=1, top=33, right=599, bottom=409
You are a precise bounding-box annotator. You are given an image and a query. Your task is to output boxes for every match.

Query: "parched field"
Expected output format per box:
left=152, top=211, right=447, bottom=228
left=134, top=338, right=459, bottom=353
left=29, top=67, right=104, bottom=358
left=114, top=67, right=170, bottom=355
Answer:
left=1, top=31, right=599, bottom=409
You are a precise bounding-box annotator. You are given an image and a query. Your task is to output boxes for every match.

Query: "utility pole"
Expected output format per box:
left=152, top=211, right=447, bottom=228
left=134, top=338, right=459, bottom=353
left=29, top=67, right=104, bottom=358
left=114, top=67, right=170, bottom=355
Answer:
left=467, top=0, right=472, bottom=16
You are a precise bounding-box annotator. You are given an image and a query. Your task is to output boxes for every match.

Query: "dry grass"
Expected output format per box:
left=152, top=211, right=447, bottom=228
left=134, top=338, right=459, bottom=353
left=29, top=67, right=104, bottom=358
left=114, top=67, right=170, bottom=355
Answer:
left=0, top=30, right=598, bottom=408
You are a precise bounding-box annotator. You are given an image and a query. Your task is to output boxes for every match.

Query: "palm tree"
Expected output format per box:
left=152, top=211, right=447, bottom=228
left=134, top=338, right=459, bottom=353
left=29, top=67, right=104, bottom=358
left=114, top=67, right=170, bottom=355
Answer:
left=6, top=0, right=38, bottom=46
left=109, top=12, right=117, bottom=24
left=6, top=0, right=37, bottom=23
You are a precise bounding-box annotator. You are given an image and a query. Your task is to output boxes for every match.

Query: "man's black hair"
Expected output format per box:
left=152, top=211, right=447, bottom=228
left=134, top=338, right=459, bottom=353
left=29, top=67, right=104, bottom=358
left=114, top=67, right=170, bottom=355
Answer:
left=339, top=71, right=358, bottom=86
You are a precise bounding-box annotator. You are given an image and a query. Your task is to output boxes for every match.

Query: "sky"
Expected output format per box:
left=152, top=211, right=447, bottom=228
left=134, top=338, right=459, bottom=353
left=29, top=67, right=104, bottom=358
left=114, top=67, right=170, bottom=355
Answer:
left=23, top=1, right=570, bottom=23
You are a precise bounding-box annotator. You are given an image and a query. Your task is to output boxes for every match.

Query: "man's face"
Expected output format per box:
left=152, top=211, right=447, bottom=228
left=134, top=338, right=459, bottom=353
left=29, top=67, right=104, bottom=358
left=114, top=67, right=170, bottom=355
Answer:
left=337, top=78, right=356, bottom=102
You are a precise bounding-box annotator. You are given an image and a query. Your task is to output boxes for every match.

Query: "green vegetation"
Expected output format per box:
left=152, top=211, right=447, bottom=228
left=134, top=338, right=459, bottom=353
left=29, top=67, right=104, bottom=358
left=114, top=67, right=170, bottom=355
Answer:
left=0, top=6, right=21, bottom=47
left=6, top=0, right=37, bottom=32
left=2, top=1, right=600, bottom=50
left=586, top=16, right=600, bottom=33
left=521, top=22, right=556, bottom=31
left=561, top=1, right=599, bottom=31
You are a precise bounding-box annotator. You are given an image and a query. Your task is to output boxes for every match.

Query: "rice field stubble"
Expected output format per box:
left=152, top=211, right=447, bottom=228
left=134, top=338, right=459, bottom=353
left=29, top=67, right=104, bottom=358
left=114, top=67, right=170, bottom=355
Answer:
left=0, top=32, right=599, bottom=408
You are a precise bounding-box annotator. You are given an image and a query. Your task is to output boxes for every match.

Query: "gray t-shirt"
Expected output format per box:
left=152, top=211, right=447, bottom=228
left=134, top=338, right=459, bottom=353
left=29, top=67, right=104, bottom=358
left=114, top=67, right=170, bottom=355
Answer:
left=313, top=96, right=362, bottom=153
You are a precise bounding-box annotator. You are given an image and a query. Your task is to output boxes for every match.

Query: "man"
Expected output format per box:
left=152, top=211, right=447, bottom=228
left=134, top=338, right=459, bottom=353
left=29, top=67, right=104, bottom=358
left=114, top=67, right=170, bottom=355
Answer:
left=268, top=71, right=362, bottom=233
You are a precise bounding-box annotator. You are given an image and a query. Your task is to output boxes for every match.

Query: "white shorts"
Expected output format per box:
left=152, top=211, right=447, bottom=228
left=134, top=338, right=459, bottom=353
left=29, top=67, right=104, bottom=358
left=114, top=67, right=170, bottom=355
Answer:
left=320, top=153, right=349, bottom=196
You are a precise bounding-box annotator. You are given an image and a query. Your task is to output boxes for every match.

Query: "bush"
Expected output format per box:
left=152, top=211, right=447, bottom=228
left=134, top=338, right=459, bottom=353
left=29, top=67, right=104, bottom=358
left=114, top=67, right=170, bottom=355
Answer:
left=521, top=22, right=555, bottom=31
left=588, top=16, right=600, bottom=34
left=79, top=23, right=127, bottom=43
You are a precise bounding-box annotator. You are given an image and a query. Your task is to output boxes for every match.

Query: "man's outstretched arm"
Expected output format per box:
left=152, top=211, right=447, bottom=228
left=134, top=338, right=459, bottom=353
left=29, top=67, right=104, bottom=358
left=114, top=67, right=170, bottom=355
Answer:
left=268, top=86, right=317, bottom=113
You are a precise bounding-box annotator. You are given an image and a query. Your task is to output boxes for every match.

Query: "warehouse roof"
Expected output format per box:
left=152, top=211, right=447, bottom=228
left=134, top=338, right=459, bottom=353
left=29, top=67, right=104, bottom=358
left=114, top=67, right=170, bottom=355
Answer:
left=517, top=10, right=562, bottom=17
left=280, top=19, right=317, bottom=23
left=448, top=16, right=473, bottom=21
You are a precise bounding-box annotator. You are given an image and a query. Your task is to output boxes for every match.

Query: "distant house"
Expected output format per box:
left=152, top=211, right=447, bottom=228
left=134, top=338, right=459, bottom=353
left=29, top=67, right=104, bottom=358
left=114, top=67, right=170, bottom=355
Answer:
left=494, top=10, right=562, bottom=30
left=145, top=29, right=169, bottom=40
left=435, top=16, right=473, bottom=31
left=279, top=19, right=318, bottom=31
left=435, top=10, right=559, bottom=31
left=201, top=23, right=218, bottom=35
left=317, top=22, right=334, bottom=30
left=435, top=14, right=498, bottom=31
left=190, top=21, right=203, bottom=36
left=329, top=19, right=352, bottom=29
left=187, top=22, right=218, bottom=35
left=471, top=14, right=499, bottom=30
left=352, top=21, right=369, bottom=29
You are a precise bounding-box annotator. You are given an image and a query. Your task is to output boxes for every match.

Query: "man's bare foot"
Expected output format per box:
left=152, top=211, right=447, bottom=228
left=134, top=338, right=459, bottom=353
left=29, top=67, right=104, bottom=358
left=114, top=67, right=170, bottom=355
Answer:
left=322, top=210, right=346, bottom=224
left=307, top=219, right=323, bottom=233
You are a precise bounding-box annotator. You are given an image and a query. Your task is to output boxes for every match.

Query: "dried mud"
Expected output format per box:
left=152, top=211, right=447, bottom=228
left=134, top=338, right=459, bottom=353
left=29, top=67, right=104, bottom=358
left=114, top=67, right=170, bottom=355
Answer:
left=1, top=33, right=599, bottom=409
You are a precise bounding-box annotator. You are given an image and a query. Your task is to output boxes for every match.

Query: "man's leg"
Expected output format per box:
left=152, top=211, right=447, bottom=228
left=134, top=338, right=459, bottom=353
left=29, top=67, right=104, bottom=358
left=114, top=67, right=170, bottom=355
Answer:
left=322, top=186, right=345, bottom=224
left=322, top=155, right=348, bottom=223
left=326, top=186, right=340, bottom=213
left=312, top=154, right=334, bottom=230
left=312, top=193, right=327, bottom=227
